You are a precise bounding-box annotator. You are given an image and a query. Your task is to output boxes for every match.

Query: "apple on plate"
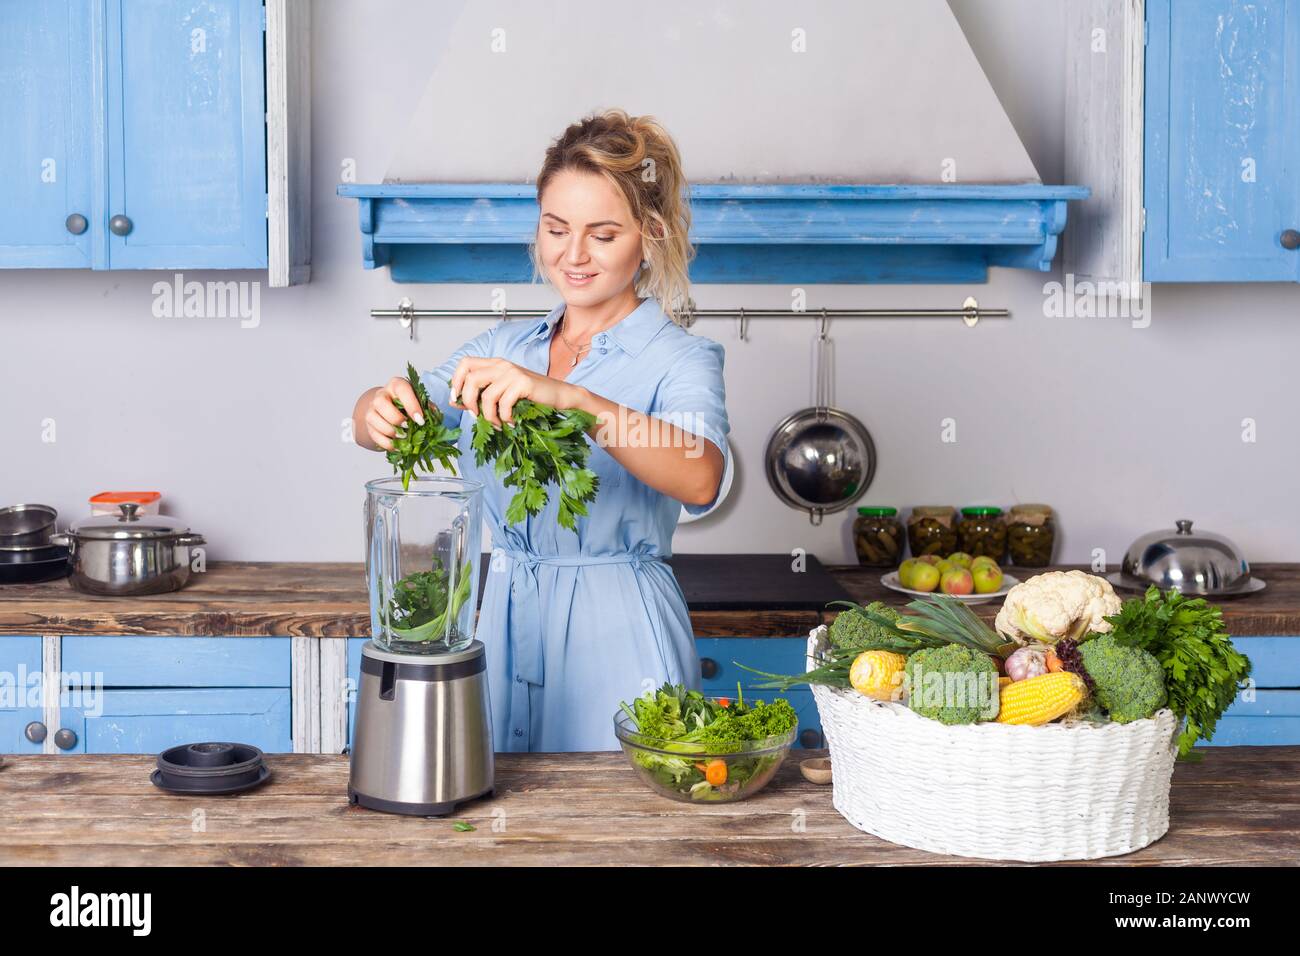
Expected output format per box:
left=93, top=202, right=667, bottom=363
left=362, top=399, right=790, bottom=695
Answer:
left=946, top=552, right=973, bottom=569
left=898, top=558, right=920, bottom=589
left=916, top=554, right=942, bottom=566
left=972, top=563, right=1004, bottom=594
left=910, top=562, right=941, bottom=593
left=971, top=555, right=999, bottom=571
left=939, top=568, right=974, bottom=595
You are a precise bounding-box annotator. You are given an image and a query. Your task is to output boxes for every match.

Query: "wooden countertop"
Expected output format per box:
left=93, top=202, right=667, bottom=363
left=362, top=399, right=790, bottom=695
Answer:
left=1, top=561, right=1297, bottom=638
left=0, top=748, right=1293, bottom=865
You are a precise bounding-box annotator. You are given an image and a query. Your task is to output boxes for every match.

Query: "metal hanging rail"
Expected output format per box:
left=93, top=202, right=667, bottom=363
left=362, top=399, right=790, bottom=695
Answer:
left=372, top=296, right=1008, bottom=338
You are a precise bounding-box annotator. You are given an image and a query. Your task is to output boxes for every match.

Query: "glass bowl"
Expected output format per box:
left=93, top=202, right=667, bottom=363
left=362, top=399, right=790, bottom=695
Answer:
left=613, top=710, right=797, bottom=803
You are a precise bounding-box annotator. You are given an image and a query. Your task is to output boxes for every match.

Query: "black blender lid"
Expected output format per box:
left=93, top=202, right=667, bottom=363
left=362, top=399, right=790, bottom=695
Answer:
left=151, top=742, right=271, bottom=796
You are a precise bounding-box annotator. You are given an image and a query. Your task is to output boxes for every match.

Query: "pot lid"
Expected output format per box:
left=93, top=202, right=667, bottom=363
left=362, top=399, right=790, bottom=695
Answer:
left=70, top=503, right=192, bottom=540
left=1121, top=519, right=1250, bottom=595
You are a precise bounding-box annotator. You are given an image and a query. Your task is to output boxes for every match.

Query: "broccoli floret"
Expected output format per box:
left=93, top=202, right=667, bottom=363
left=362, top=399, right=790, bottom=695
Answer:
left=829, top=601, right=901, bottom=650
left=903, top=644, right=999, bottom=724
left=1078, top=633, right=1167, bottom=723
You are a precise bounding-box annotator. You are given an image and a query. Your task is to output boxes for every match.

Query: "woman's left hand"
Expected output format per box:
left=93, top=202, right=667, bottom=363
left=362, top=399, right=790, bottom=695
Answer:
left=450, top=357, right=586, bottom=428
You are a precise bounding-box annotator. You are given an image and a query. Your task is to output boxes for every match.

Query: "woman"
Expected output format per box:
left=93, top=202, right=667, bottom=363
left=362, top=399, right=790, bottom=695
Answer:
left=350, top=110, right=730, bottom=752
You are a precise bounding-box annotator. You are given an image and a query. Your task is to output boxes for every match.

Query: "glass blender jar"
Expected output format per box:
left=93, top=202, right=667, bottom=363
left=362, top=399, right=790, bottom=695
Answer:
left=365, top=476, right=483, bottom=654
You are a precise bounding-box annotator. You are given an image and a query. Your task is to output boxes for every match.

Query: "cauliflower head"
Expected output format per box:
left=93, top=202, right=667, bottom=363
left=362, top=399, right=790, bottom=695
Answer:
left=994, top=570, right=1122, bottom=646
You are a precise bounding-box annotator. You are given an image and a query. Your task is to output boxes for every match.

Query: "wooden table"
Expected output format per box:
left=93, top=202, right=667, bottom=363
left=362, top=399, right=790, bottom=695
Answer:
left=2, top=561, right=1298, bottom=638
left=1, top=748, right=1294, bottom=866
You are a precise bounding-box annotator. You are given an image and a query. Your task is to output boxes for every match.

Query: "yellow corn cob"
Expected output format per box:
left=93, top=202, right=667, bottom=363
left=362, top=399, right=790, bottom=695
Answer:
left=998, top=676, right=1013, bottom=688
left=996, top=671, right=1086, bottom=726
left=849, top=650, right=907, bottom=701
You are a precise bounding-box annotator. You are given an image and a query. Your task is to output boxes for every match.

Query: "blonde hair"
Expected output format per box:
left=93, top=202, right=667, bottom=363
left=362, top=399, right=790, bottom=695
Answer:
left=530, top=109, right=694, bottom=325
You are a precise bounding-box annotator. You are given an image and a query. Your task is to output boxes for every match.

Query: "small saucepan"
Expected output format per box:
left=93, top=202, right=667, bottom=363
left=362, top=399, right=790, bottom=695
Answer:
left=0, top=504, right=58, bottom=548
left=51, top=503, right=206, bottom=596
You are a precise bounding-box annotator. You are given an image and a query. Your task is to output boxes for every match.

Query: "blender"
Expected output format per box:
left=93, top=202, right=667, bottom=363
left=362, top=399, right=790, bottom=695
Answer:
left=348, top=476, right=494, bottom=816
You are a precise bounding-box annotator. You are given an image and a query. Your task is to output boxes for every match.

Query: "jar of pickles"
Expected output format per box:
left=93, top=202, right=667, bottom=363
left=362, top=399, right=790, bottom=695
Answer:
left=956, top=507, right=1007, bottom=560
left=852, top=507, right=904, bottom=567
left=906, top=506, right=957, bottom=557
left=1006, top=503, right=1056, bottom=567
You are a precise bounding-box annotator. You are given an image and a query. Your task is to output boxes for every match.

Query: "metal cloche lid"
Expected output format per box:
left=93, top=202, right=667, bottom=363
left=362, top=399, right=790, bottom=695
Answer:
left=1120, top=519, right=1252, bottom=595
left=69, top=502, right=193, bottom=541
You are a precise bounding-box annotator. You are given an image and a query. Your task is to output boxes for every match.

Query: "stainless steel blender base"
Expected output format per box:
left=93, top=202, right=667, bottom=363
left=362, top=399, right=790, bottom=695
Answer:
left=349, top=639, right=495, bottom=816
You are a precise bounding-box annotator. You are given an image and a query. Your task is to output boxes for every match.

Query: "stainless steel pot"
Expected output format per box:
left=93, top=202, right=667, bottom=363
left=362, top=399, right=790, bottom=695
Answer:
left=1107, top=518, right=1264, bottom=598
left=51, top=503, right=206, bottom=596
left=0, top=504, right=57, bottom=547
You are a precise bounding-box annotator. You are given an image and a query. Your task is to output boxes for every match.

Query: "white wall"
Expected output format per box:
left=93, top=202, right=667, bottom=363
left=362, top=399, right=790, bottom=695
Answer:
left=2, top=0, right=1298, bottom=567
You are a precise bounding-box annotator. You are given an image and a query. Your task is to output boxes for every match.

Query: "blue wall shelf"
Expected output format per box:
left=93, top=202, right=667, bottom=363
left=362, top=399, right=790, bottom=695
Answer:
left=337, top=183, right=1089, bottom=284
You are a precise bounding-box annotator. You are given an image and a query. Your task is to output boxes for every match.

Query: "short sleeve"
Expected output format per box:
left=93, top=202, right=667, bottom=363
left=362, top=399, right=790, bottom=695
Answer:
left=419, top=324, right=499, bottom=423
left=650, top=337, right=731, bottom=516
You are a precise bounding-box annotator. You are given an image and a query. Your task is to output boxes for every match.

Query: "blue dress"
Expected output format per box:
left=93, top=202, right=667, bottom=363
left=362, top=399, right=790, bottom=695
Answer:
left=420, top=296, right=731, bottom=752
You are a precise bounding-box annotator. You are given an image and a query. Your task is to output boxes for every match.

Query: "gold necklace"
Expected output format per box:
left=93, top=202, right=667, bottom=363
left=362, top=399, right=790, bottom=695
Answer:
left=556, top=317, right=594, bottom=368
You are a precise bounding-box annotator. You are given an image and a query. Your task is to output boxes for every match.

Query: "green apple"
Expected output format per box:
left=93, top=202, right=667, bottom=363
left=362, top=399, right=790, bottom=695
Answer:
left=910, top=563, right=941, bottom=592
left=970, top=555, right=999, bottom=572
left=916, top=554, right=942, bottom=566
left=939, top=568, right=974, bottom=595
left=898, top=559, right=919, bottom=589
left=946, top=552, right=973, bottom=569
left=934, top=559, right=954, bottom=576
left=972, top=563, right=1004, bottom=594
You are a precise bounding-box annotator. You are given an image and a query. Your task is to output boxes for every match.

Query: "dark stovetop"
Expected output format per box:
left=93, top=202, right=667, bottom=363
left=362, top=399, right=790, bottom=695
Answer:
left=476, top=552, right=850, bottom=611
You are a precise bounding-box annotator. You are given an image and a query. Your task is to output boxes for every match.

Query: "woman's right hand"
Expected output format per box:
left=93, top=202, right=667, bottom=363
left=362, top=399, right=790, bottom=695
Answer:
left=353, top=376, right=426, bottom=452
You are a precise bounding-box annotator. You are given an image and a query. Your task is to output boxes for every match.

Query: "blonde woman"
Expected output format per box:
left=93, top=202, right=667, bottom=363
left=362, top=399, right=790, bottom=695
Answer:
left=351, top=110, right=730, bottom=752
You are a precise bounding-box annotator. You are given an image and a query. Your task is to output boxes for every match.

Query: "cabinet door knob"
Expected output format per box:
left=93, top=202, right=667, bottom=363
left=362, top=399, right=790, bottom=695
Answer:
left=1281, top=229, right=1300, bottom=250
left=53, top=728, right=78, bottom=751
left=699, top=657, right=718, bottom=679
left=65, top=213, right=88, bottom=235
left=24, top=721, right=47, bottom=744
left=109, top=214, right=133, bottom=237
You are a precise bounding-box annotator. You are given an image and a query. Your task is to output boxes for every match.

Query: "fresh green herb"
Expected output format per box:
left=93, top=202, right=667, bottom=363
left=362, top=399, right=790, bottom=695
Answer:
left=451, top=821, right=476, bottom=832
left=618, top=683, right=797, bottom=801
left=387, top=363, right=461, bottom=491
left=448, top=379, right=599, bottom=532
left=384, top=556, right=474, bottom=643
left=1104, top=585, right=1252, bottom=758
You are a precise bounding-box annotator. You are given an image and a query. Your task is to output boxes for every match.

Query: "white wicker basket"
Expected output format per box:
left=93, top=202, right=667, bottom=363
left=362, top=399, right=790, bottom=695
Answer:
left=808, top=626, right=1180, bottom=862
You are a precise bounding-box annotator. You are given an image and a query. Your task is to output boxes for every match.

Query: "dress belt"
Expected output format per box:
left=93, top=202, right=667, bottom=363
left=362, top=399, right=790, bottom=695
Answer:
left=497, top=548, right=664, bottom=686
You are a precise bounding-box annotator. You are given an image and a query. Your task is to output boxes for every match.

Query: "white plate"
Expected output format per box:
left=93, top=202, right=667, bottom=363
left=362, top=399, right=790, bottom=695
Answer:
left=880, top=569, right=1019, bottom=605
left=678, top=436, right=735, bottom=524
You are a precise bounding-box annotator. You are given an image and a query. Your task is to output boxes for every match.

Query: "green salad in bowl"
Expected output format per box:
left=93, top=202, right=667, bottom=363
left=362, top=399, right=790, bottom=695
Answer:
left=614, top=683, right=798, bottom=803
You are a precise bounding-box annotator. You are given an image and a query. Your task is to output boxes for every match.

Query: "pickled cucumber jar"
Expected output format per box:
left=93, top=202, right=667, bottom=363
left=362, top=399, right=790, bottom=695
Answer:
left=906, top=506, right=957, bottom=557
left=852, top=507, right=904, bottom=567
left=1006, top=503, right=1056, bottom=567
left=956, top=507, right=1008, bottom=560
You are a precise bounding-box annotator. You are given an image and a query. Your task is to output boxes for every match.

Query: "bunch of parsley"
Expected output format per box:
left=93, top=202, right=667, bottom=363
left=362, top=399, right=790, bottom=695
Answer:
left=1105, top=585, right=1252, bottom=758
left=385, top=556, right=474, bottom=642
left=386, top=363, right=461, bottom=491
left=453, top=387, right=600, bottom=532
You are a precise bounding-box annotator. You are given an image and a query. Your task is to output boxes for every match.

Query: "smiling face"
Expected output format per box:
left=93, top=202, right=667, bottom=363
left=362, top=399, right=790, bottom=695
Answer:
left=537, top=168, right=644, bottom=307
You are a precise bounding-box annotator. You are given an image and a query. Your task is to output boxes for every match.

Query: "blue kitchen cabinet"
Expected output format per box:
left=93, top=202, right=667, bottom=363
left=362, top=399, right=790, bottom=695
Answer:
left=0, top=0, right=267, bottom=269
left=0, top=1, right=95, bottom=268
left=56, top=636, right=291, bottom=754
left=1199, top=636, right=1300, bottom=747
left=0, top=637, right=46, bottom=754
left=346, top=636, right=366, bottom=748
left=1145, top=0, right=1300, bottom=281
